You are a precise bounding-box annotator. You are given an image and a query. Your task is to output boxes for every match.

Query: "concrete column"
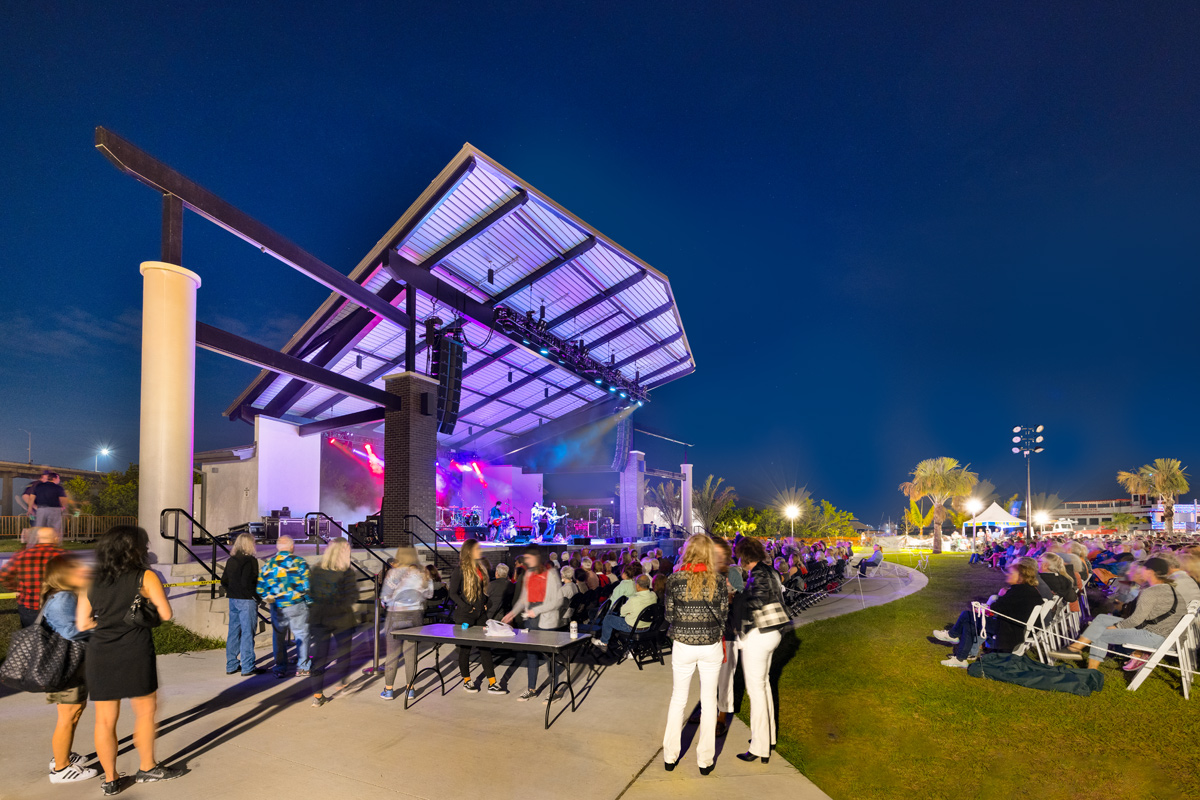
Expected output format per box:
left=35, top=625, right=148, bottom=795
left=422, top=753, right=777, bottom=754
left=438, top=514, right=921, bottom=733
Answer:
left=381, top=371, right=439, bottom=547
left=681, top=463, right=693, bottom=535
left=138, top=261, right=201, bottom=565
left=619, top=450, right=645, bottom=541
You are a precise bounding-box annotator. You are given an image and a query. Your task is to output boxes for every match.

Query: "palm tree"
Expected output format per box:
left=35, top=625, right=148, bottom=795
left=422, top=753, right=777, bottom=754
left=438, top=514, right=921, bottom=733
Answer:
left=903, top=499, right=935, bottom=541
left=692, top=475, right=737, bottom=534
left=648, top=481, right=683, bottom=532
left=1110, top=511, right=1143, bottom=535
left=1117, top=458, right=1190, bottom=535
left=899, top=457, right=979, bottom=554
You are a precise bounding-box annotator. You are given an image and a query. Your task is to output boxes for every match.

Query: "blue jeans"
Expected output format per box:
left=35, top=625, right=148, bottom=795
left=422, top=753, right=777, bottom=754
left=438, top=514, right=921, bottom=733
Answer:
left=599, top=614, right=633, bottom=645
left=226, top=598, right=258, bottom=674
left=948, top=608, right=983, bottom=661
left=271, top=602, right=311, bottom=673
left=1080, top=613, right=1165, bottom=663
left=524, top=615, right=560, bottom=692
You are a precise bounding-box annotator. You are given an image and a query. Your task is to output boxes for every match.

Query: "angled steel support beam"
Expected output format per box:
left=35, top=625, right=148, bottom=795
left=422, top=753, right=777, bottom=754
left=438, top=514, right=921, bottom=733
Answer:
left=454, top=380, right=588, bottom=447
left=264, top=282, right=406, bottom=417
left=489, top=236, right=597, bottom=306
left=196, top=322, right=401, bottom=411
left=614, top=330, right=685, bottom=371
left=588, top=301, right=674, bottom=350
left=95, top=126, right=411, bottom=331
left=462, top=344, right=517, bottom=379
left=297, top=408, right=386, bottom=436
left=455, top=365, right=555, bottom=420
left=384, top=157, right=477, bottom=253
left=417, top=189, right=528, bottom=269
left=645, top=363, right=695, bottom=390
left=385, top=249, right=495, bottom=327
left=546, top=270, right=648, bottom=331
left=491, top=397, right=620, bottom=459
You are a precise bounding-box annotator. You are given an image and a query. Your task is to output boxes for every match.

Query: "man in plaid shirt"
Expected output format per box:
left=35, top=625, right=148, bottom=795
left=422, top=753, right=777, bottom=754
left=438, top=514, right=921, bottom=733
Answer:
left=0, top=527, right=66, bottom=627
left=257, top=535, right=312, bottom=678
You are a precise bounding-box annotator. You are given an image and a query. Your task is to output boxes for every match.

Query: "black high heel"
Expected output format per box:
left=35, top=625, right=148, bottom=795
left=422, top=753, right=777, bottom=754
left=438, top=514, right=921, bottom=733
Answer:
left=664, top=760, right=678, bottom=772
left=699, top=764, right=715, bottom=775
left=736, top=751, right=769, bottom=764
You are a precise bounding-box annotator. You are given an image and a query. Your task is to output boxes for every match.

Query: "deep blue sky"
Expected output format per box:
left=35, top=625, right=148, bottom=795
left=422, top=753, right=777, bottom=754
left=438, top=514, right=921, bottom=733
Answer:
left=3, top=3, right=1199, bottom=523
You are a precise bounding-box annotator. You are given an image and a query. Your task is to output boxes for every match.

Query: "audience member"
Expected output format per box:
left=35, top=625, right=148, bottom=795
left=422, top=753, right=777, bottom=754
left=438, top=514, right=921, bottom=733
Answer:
left=257, top=535, right=312, bottom=678
left=593, top=574, right=656, bottom=648
left=0, top=527, right=66, bottom=627
left=380, top=546, right=433, bottom=701
left=307, top=540, right=360, bottom=707
left=447, top=540, right=504, bottom=694
left=933, top=559, right=1043, bottom=668
left=220, top=533, right=261, bottom=677
left=503, top=546, right=564, bottom=703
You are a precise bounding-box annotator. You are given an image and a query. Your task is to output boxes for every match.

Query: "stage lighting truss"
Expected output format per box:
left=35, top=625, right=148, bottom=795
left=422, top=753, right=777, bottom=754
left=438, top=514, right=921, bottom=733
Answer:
left=494, top=305, right=648, bottom=403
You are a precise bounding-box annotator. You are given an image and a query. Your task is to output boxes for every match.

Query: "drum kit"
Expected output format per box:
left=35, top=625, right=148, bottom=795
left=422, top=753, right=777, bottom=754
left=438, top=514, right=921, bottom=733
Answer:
left=440, top=505, right=483, bottom=527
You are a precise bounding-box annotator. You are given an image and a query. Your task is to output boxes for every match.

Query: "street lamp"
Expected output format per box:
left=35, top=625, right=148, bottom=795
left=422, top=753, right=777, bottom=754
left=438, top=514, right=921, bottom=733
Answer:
left=965, top=497, right=983, bottom=546
left=1034, top=510, right=1049, bottom=535
left=1011, top=424, right=1045, bottom=541
left=784, top=504, right=800, bottom=536
left=95, top=447, right=111, bottom=472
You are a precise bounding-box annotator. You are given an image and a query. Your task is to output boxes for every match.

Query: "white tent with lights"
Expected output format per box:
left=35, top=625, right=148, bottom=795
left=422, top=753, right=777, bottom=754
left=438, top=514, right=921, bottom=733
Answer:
left=963, top=502, right=1027, bottom=539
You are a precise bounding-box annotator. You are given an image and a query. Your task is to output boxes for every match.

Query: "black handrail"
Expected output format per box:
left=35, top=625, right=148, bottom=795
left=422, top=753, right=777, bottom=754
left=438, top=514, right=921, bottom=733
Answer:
left=160, top=508, right=271, bottom=627
left=304, top=512, right=389, bottom=582
left=403, top=513, right=460, bottom=565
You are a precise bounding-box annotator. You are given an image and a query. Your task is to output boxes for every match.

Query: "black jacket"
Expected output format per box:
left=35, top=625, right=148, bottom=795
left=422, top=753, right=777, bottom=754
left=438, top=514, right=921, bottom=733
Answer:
left=732, top=561, right=785, bottom=634
left=448, top=567, right=489, bottom=625
left=221, top=554, right=259, bottom=600
left=485, top=579, right=513, bottom=620
left=1040, top=572, right=1077, bottom=603
left=990, top=583, right=1043, bottom=653
left=308, top=567, right=359, bottom=631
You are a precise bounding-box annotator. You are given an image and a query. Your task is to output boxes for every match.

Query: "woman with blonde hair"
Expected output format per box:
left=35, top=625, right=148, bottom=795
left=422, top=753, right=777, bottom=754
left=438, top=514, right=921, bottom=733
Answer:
left=220, top=533, right=262, bottom=677
left=660, top=534, right=729, bottom=775
left=307, top=539, right=358, bottom=707
left=379, top=546, right=433, bottom=701
left=447, top=539, right=505, bottom=693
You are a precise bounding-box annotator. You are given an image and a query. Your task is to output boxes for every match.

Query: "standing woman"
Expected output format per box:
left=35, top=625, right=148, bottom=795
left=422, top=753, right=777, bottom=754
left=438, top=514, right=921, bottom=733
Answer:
left=308, top=539, right=359, bottom=707
left=447, top=540, right=505, bottom=694
left=76, top=525, right=181, bottom=794
left=733, top=536, right=788, bottom=764
left=661, top=534, right=729, bottom=775
left=503, top=546, right=565, bottom=702
left=379, top=545, right=433, bottom=701
left=42, top=554, right=99, bottom=784
left=220, top=533, right=261, bottom=677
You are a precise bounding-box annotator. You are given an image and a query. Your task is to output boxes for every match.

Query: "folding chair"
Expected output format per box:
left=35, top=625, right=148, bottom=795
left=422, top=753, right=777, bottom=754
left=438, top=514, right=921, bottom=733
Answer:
left=1126, top=600, right=1200, bottom=699
left=610, top=603, right=665, bottom=669
left=1011, top=602, right=1051, bottom=660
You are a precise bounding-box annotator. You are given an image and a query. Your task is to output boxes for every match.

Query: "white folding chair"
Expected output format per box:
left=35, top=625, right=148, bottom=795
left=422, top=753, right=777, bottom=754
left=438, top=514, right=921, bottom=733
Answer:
left=1011, top=603, right=1047, bottom=660
left=1126, top=600, right=1200, bottom=699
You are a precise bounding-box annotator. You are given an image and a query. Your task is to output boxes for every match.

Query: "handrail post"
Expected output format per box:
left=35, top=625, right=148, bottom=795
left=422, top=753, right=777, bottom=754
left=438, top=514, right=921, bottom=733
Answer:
left=211, top=537, right=218, bottom=600
left=364, top=577, right=381, bottom=675
left=173, top=513, right=179, bottom=564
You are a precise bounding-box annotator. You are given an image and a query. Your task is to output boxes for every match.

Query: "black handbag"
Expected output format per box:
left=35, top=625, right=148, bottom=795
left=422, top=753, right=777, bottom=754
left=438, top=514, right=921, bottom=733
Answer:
left=125, top=570, right=162, bottom=629
left=0, top=608, right=86, bottom=693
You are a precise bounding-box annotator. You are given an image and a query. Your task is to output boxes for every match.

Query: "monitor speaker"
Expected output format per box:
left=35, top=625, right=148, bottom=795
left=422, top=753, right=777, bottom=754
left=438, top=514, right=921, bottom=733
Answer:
left=432, top=333, right=464, bottom=435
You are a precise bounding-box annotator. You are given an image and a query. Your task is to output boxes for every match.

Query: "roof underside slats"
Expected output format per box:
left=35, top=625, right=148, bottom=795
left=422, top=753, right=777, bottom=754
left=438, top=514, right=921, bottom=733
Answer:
left=233, top=146, right=694, bottom=449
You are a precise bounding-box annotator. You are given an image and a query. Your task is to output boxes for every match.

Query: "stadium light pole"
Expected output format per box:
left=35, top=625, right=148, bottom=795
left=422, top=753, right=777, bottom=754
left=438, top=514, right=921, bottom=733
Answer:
left=1034, top=510, right=1050, bottom=536
left=95, top=447, right=111, bottom=472
left=785, top=504, right=799, bottom=536
left=1011, top=425, right=1045, bottom=542
left=965, top=497, right=983, bottom=547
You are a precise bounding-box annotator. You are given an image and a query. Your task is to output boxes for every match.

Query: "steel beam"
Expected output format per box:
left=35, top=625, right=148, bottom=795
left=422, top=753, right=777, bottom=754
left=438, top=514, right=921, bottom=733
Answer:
left=645, top=363, right=695, bottom=390
left=462, top=344, right=517, bottom=378
left=95, top=126, right=411, bottom=331
left=636, top=355, right=692, bottom=386
left=418, top=189, right=528, bottom=269
left=454, top=380, right=588, bottom=447
left=196, top=322, right=400, bottom=411
left=489, top=236, right=597, bottom=306
left=546, top=270, right=648, bottom=330
left=161, top=193, right=183, bottom=265
left=454, top=365, right=555, bottom=420
left=588, top=301, right=674, bottom=350
left=492, top=397, right=620, bottom=458
left=614, top=330, right=685, bottom=370
left=297, top=408, right=386, bottom=436
left=386, top=249, right=495, bottom=326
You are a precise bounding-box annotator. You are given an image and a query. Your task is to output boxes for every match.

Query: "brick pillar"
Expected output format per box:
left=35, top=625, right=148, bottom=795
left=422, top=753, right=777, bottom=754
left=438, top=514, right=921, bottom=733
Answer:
left=620, top=450, right=645, bottom=541
left=381, top=371, right=439, bottom=547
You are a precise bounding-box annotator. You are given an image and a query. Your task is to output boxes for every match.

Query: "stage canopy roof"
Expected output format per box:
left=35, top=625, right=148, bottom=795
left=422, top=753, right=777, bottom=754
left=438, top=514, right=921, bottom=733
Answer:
left=227, top=144, right=695, bottom=453
left=968, top=502, right=1027, bottom=527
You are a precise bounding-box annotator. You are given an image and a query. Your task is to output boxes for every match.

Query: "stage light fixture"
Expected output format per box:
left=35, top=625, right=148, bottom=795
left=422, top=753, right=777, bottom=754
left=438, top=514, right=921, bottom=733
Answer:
left=539, top=348, right=550, bottom=355
left=487, top=268, right=494, bottom=283
left=356, top=355, right=362, bottom=369
left=1012, top=447, right=1020, bottom=453
left=521, top=338, right=530, bottom=345
left=1012, top=436, right=1021, bottom=443
left=594, top=378, right=603, bottom=385
left=608, top=386, right=617, bottom=393
left=637, top=400, right=643, bottom=407
left=539, top=304, right=545, bottom=321
left=545, top=387, right=550, bottom=398
left=619, top=391, right=627, bottom=398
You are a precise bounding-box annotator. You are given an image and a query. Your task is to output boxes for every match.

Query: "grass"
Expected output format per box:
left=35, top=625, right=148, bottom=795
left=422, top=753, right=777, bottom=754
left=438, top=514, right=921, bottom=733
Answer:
left=749, top=554, right=1199, bottom=800
left=0, top=540, right=95, bottom=552
left=0, top=600, right=223, bottom=664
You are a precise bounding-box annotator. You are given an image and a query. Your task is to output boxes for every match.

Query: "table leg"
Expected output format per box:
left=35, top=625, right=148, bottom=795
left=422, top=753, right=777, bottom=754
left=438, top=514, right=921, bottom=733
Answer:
left=566, top=649, right=577, bottom=711
left=402, top=642, right=445, bottom=710
left=543, top=652, right=555, bottom=730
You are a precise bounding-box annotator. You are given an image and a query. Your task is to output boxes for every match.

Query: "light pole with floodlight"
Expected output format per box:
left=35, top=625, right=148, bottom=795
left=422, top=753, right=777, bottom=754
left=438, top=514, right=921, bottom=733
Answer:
left=1034, top=510, right=1049, bottom=536
left=1011, top=425, right=1045, bottom=542
left=965, top=497, right=983, bottom=547
left=784, top=504, right=799, bottom=537
left=95, top=447, right=111, bottom=472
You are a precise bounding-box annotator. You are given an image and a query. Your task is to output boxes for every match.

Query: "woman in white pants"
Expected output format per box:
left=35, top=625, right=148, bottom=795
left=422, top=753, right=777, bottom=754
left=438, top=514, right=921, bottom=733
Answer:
left=733, top=536, right=787, bottom=764
left=661, top=535, right=730, bottom=775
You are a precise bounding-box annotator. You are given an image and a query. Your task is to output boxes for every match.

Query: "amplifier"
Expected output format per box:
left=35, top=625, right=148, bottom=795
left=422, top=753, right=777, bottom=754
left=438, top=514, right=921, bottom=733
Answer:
left=511, top=535, right=531, bottom=545
left=571, top=536, right=590, bottom=545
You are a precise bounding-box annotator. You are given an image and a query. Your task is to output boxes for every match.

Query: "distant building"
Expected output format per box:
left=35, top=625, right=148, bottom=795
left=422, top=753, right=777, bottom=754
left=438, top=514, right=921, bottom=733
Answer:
left=1050, top=493, right=1199, bottom=533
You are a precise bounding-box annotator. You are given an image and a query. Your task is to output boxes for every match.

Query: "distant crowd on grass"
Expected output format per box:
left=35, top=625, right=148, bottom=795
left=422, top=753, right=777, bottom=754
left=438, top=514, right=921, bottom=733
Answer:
left=932, top=532, right=1200, bottom=679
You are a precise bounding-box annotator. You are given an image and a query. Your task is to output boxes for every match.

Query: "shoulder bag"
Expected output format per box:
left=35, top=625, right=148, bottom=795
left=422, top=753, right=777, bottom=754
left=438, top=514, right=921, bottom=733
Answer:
left=751, top=569, right=792, bottom=631
left=0, top=607, right=86, bottom=692
left=125, top=570, right=162, bottom=629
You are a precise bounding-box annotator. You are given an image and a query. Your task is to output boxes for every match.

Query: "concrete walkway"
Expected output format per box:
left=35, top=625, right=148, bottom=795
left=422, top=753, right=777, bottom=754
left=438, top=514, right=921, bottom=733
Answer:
left=0, top=562, right=924, bottom=800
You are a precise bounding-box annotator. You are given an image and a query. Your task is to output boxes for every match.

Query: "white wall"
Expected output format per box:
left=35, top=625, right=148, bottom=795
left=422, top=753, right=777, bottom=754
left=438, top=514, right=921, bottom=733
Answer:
left=201, top=457, right=257, bottom=537
left=255, top=416, right=320, bottom=517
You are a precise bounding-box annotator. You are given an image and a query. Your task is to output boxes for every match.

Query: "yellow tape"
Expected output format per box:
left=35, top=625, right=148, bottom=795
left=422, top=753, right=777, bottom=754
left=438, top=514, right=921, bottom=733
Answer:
left=0, top=592, right=16, bottom=601
left=163, top=580, right=221, bottom=588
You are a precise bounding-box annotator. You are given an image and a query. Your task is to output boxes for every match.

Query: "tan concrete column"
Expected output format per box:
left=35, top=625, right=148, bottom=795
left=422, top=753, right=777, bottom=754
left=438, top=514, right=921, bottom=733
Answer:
left=681, top=463, right=693, bottom=535
left=138, top=261, right=201, bottom=565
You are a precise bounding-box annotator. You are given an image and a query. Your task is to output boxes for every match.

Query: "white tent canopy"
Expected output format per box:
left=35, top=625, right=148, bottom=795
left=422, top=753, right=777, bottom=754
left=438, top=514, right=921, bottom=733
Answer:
left=967, top=502, right=1026, bottom=527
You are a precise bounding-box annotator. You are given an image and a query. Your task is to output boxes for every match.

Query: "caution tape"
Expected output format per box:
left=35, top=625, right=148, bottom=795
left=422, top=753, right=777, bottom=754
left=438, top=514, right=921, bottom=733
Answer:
left=163, top=580, right=221, bottom=588
left=0, top=592, right=15, bottom=601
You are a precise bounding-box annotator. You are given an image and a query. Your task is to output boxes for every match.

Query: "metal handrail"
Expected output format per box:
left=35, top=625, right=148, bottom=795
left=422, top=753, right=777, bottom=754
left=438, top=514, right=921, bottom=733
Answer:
left=303, top=512, right=391, bottom=579
left=160, top=508, right=271, bottom=626
left=403, top=514, right=460, bottom=564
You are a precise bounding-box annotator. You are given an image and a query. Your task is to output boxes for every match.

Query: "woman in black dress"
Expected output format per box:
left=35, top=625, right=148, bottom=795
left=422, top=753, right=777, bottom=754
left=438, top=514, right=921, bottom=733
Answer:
left=76, top=526, right=182, bottom=794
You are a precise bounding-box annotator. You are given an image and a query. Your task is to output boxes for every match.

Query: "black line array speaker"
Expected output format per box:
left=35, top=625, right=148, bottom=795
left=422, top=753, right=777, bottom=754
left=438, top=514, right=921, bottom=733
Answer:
left=431, top=332, right=464, bottom=435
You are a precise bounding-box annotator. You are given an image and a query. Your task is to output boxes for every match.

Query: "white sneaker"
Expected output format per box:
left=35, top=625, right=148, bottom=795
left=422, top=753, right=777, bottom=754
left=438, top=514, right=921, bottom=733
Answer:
left=49, top=763, right=100, bottom=783
left=940, top=656, right=970, bottom=668
left=932, top=630, right=960, bottom=644
left=48, top=752, right=85, bottom=772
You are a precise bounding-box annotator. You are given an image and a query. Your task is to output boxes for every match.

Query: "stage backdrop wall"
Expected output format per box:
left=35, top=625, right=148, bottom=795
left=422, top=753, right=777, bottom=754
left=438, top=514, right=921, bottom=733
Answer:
left=458, top=465, right=543, bottom=528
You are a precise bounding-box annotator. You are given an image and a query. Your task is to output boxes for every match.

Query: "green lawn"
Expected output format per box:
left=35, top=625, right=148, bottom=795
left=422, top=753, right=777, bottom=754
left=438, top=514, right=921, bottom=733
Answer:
left=751, top=555, right=1199, bottom=800
left=1, top=599, right=222, bottom=664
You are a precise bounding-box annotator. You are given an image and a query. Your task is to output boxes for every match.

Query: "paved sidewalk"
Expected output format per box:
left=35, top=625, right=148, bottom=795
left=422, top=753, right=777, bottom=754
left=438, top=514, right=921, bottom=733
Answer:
left=0, top=564, right=923, bottom=800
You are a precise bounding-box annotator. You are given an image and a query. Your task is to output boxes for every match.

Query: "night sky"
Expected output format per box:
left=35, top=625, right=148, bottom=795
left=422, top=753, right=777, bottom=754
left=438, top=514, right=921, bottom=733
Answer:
left=3, top=3, right=1199, bottom=524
